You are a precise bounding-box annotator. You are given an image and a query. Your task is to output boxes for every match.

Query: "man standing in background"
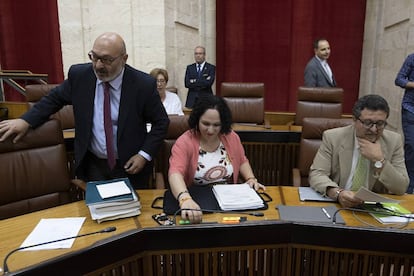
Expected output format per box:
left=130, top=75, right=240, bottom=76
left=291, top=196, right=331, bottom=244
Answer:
left=395, top=53, right=414, bottom=193
left=184, top=46, right=216, bottom=108
left=304, top=38, right=336, bottom=87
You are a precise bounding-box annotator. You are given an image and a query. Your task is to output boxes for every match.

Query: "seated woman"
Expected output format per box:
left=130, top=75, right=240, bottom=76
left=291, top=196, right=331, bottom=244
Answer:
left=149, top=68, right=184, bottom=115
left=168, top=94, right=265, bottom=223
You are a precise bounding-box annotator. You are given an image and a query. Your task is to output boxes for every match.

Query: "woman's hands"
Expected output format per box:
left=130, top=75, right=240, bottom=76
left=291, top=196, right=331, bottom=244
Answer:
left=246, top=177, right=266, bottom=191
left=180, top=197, right=202, bottom=224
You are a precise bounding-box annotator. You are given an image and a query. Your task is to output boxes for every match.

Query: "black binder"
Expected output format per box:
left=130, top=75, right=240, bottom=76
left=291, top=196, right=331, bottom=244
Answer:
left=152, top=185, right=271, bottom=215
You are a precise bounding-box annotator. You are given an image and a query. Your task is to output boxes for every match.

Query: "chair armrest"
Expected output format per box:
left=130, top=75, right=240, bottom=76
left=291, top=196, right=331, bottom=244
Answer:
left=292, top=168, right=302, bottom=187
left=154, top=172, right=166, bottom=189
left=71, top=179, right=87, bottom=191
left=264, top=119, right=271, bottom=129
left=69, top=179, right=87, bottom=201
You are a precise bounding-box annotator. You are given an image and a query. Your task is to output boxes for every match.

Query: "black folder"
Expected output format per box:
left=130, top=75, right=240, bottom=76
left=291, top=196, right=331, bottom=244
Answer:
left=153, top=185, right=271, bottom=215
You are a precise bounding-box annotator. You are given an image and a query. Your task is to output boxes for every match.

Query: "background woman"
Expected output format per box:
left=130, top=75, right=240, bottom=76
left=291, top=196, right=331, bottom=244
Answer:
left=150, top=68, right=184, bottom=115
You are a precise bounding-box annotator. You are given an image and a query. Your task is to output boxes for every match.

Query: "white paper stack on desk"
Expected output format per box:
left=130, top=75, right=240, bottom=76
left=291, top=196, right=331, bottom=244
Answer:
left=212, top=183, right=264, bottom=211
left=85, top=178, right=141, bottom=223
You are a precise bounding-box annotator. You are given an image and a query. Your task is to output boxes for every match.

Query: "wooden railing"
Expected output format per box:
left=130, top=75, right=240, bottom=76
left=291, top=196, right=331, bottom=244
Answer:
left=0, top=70, right=48, bottom=101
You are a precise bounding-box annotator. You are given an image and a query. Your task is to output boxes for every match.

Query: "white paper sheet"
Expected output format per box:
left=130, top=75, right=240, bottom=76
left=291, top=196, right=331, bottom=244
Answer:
left=96, top=180, right=131, bottom=199
left=354, top=187, right=400, bottom=203
left=20, top=217, right=86, bottom=251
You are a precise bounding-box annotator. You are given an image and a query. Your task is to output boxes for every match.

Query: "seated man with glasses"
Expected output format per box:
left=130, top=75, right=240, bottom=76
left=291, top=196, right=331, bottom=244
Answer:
left=309, top=94, right=409, bottom=208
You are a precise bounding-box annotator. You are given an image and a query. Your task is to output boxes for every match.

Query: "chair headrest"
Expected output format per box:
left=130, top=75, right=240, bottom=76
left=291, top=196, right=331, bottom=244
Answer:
left=301, top=117, right=354, bottom=139
left=298, top=86, right=343, bottom=103
left=166, top=115, right=190, bottom=139
left=25, top=84, right=60, bottom=102
left=0, top=120, right=63, bottom=153
left=221, top=82, right=264, bottom=97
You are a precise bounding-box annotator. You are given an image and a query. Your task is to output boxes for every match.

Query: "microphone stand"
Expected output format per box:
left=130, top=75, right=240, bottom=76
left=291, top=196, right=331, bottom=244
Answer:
left=2, top=226, right=116, bottom=274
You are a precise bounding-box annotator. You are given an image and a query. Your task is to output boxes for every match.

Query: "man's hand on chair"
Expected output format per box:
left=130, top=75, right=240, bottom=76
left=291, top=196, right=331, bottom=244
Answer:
left=0, top=119, right=30, bottom=143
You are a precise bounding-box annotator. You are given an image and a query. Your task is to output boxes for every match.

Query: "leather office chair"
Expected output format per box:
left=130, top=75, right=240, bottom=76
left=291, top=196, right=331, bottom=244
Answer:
left=25, top=84, right=75, bottom=130
left=0, top=120, right=85, bottom=219
left=221, top=82, right=266, bottom=125
left=294, top=86, right=344, bottom=125
left=292, top=117, right=353, bottom=187
left=153, top=115, right=190, bottom=189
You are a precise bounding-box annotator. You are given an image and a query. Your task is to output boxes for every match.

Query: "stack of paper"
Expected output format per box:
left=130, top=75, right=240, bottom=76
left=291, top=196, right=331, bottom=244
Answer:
left=212, top=183, right=264, bottom=211
left=85, top=178, right=141, bottom=223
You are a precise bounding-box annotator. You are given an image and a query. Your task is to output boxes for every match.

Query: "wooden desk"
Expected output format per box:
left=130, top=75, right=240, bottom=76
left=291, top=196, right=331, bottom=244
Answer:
left=1, top=187, right=414, bottom=275
left=0, top=188, right=282, bottom=274
left=280, top=186, right=414, bottom=228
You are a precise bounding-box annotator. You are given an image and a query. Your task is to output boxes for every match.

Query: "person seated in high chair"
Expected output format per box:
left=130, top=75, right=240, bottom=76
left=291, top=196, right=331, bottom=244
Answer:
left=168, top=94, right=265, bottom=223
left=309, top=94, right=409, bottom=208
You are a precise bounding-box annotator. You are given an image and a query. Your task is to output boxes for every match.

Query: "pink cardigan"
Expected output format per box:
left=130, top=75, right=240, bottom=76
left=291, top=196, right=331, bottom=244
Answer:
left=168, top=130, right=249, bottom=186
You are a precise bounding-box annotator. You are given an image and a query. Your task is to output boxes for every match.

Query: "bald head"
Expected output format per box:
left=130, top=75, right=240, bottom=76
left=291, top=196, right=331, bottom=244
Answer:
left=90, top=32, right=128, bottom=82
left=93, top=32, right=126, bottom=55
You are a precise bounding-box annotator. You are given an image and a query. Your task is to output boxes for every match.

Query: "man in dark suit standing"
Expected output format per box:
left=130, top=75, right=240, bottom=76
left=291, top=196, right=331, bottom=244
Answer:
left=184, top=46, right=216, bottom=108
left=304, top=38, right=336, bottom=87
left=0, top=32, right=169, bottom=189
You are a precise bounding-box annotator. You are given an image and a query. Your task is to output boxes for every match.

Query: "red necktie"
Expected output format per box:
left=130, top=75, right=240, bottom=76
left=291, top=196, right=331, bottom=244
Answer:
left=103, top=82, right=116, bottom=169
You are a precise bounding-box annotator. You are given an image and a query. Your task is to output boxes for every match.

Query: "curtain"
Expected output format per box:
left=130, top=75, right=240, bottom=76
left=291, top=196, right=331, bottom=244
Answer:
left=0, top=0, right=63, bottom=101
left=217, top=0, right=366, bottom=113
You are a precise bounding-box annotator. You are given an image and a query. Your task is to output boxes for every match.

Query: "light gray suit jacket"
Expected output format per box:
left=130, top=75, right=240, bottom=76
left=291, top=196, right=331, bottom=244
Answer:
left=309, top=124, right=409, bottom=195
left=304, top=56, right=336, bottom=87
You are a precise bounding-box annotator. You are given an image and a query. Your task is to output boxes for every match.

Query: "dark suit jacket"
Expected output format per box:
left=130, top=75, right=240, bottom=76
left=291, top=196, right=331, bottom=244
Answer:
left=184, top=62, right=216, bottom=107
left=22, top=63, right=169, bottom=186
left=304, top=56, right=336, bottom=87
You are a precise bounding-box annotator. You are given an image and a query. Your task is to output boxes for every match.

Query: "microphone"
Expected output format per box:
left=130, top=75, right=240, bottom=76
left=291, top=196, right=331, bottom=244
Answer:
left=172, top=208, right=265, bottom=225
left=3, top=226, right=116, bottom=274
left=332, top=206, right=412, bottom=224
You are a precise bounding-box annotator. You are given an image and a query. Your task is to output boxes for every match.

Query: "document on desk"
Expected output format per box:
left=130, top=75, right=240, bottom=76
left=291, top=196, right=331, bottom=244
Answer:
left=299, top=187, right=335, bottom=202
left=354, top=187, right=400, bottom=203
left=213, top=183, right=264, bottom=211
left=20, top=217, right=86, bottom=250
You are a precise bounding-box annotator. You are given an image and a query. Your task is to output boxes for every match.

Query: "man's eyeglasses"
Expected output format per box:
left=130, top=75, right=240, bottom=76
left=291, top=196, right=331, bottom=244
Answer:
left=88, top=51, right=124, bottom=65
left=357, top=117, right=387, bottom=129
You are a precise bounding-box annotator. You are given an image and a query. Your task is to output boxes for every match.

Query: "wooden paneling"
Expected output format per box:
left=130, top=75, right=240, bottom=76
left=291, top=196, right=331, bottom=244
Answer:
left=243, top=142, right=299, bottom=185
left=84, top=236, right=414, bottom=276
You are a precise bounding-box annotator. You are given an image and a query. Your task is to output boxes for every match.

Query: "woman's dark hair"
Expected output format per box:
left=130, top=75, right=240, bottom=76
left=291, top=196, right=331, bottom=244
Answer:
left=188, top=94, right=232, bottom=134
left=352, top=94, right=390, bottom=119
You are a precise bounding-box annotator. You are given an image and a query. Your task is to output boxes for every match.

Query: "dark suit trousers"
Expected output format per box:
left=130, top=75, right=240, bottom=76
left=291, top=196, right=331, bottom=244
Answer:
left=185, top=90, right=213, bottom=108
left=77, top=151, right=150, bottom=189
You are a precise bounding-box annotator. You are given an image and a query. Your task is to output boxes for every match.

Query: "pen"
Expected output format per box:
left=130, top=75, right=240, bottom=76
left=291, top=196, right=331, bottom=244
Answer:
left=321, top=207, right=331, bottom=219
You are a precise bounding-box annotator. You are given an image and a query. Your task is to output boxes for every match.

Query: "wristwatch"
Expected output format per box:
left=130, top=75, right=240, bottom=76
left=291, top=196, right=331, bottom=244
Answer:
left=374, top=158, right=385, bottom=169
